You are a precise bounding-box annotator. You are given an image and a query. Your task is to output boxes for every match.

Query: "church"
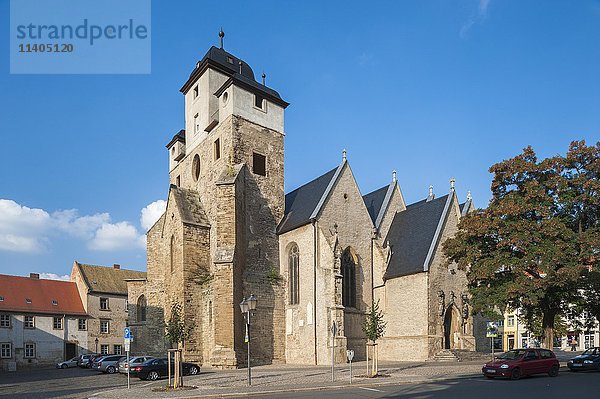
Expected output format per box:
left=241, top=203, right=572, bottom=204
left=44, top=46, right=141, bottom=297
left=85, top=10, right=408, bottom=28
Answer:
left=127, top=36, right=479, bottom=368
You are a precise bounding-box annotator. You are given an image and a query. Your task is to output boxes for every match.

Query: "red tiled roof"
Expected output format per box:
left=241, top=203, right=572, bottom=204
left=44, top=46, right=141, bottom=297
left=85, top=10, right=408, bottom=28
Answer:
left=0, top=274, right=86, bottom=316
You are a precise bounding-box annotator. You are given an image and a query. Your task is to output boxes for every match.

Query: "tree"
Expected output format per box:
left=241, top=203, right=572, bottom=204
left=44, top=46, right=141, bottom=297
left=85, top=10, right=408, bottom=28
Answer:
left=443, top=141, right=599, bottom=349
left=362, top=300, right=386, bottom=376
left=164, top=303, right=191, bottom=388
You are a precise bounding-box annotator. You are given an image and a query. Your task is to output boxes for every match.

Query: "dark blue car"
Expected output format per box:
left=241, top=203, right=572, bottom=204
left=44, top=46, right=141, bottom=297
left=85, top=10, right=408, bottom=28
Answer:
left=568, top=347, right=600, bottom=371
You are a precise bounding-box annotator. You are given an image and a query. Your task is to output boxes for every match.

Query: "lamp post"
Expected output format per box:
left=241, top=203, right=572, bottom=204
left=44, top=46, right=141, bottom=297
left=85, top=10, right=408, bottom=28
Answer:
left=240, top=294, right=257, bottom=386
left=94, top=338, right=99, bottom=353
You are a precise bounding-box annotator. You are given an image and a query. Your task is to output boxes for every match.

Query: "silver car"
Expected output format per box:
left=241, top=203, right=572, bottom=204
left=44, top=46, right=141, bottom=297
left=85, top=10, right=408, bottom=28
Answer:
left=56, top=357, right=79, bottom=369
left=118, top=356, right=155, bottom=374
left=91, top=355, right=126, bottom=374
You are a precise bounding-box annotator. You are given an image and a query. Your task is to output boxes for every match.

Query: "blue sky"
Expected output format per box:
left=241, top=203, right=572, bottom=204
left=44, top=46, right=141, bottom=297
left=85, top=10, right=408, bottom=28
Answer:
left=0, top=0, right=598, bottom=278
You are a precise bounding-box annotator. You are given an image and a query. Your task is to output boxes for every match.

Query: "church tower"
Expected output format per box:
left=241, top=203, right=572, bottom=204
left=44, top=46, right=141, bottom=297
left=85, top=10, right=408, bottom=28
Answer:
left=158, top=32, right=289, bottom=367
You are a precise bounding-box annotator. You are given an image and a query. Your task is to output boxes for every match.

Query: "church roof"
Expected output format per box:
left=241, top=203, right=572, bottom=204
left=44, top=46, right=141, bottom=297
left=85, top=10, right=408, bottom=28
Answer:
left=169, top=185, right=210, bottom=227
left=363, top=186, right=388, bottom=226
left=383, top=194, right=453, bottom=279
left=181, top=46, right=288, bottom=108
left=75, top=262, right=146, bottom=296
left=277, top=163, right=344, bottom=234
left=459, top=198, right=473, bottom=216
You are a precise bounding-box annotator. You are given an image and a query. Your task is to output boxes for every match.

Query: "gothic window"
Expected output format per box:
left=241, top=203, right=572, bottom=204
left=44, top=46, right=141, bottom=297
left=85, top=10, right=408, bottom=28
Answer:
left=170, top=235, right=175, bottom=272
left=137, top=295, right=147, bottom=322
left=192, top=154, right=201, bottom=182
left=288, top=244, right=299, bottom=305
left=342, top=248, right=356, bottom=308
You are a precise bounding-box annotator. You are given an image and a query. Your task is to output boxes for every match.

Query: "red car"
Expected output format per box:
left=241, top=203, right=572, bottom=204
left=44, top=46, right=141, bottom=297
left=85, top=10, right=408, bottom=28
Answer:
left=482, top=348, right=560, bottom=380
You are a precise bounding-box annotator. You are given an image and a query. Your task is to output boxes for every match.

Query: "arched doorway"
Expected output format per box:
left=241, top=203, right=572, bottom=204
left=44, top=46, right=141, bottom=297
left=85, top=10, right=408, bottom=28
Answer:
left=443, top=305, right=460, bottom=349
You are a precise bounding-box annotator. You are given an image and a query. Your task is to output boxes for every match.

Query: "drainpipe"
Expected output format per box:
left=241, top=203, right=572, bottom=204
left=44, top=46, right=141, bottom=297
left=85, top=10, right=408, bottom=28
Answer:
left=370, top=227, right=376, bottom=307
left=312, top=219, right=318, bottom=365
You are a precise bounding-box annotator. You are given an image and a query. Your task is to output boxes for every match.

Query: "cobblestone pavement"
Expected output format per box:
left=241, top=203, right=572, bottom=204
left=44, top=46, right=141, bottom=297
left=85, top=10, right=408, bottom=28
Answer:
left=90, top=360, right=489, bottom=399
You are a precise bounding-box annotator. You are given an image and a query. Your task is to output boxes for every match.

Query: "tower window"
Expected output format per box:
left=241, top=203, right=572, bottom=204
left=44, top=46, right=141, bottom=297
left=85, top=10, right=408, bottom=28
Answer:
left=194, top=114, right=200, bottom=133
left=193, top=85, right=198, bottom=99
left=214, top=138, right=221, bottom=160
left=254, top=94, right=265, bottom=110
left=137, top=295, right=147, bottom=322
left=253, top=152, right=266, bottom=176
left=176, top=175, right=181, bottom=187
left=192, top=154, right=201, bottom=182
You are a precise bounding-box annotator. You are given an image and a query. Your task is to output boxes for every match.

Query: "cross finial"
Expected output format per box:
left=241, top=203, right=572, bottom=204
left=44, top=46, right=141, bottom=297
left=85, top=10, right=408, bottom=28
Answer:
left=342, top=149, right=347, bottom=161
left=450, top=177, right=455, bottom=192
left=392, top=170, right=397, bottom=182
left=262, top=71, right=266, bottom=85
left=429, top=185, right=433, bottom=197
left=219, top=28, right=224, bottom=49
left=467, top=190, right=472, bottom=201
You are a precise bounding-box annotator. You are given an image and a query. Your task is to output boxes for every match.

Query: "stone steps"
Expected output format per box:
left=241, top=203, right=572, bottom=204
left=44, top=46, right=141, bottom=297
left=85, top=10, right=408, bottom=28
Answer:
left=432, top=350, right=459, bottom=362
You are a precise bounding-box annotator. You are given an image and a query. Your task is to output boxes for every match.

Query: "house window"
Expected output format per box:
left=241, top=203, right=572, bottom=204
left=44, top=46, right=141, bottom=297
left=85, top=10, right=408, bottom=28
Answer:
left=100, top=298, right=109, bottom=310
left=194, top=113, right=200, bottom=133
left=24, top=315, right=35, bottom=329
left=0, top=296, right=4, bottom=301
left=25, top=298, right=32, bottom=304
left=24, top=343, right=35, bottom=358
left=137, top=295, right=147, bottom=322
left=0, top=314, right=10, bottom=328
left=52, top=300, right=58, bottom=306
left=288, top=244, right=299, bottom=305
left=0, top=343, right=11, bottom=358
left=176, top=175, right=181, bottom=187
left=507, top=315, right=515, bottom=327
left=342, top=248, right=357, bottom=308
left=100, top=320, right=109, bottom=334
left=78, top=319, right=87, bottom=331
left=252, top=152, right=266, bottom=176
left=53, top=317, right=63, bottom=330
left=193, top=85, right=198, bottom=99
left=100, top=344, right=109, bottom=355
left=114, top=344, right=122, bottom=355
left=214, top=138, right=221, bottom=160
left=254, top=94, right=265, bottom=110
left=192, top=154, right=201, bottom=182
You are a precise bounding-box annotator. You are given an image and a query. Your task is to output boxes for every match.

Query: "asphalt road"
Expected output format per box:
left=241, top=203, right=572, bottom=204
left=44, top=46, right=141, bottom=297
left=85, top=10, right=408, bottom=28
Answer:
left=0, top=366, right=147, bottom=399
left=255, top=370, right=600, bottom=399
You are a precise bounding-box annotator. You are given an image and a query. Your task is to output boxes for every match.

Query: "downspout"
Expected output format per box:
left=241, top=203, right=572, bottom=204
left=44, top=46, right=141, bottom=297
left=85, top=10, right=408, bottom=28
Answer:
left=371, top=227, right=376, bottom=307
left=312, top=219, right=318, bottom=365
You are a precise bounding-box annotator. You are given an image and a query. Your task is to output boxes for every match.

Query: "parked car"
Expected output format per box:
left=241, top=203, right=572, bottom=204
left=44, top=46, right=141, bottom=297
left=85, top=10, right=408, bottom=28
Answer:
left=86, top=353, right=105, bottom=368
left=568, top=347, right=600, bottom=371
left=482, top=348, right=559, bottom=380
left=91, top=355, right=126, bottom=374
left=118, top=356, right=155, bottom=374
left=78, top=353, right=98, bottom=368
left=56, top=357, right=79, bottom=369
left=133, top=358, right=200, bottom=381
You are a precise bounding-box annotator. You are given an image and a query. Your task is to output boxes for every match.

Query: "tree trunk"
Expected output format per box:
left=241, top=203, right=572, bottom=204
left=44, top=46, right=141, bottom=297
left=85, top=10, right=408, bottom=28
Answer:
left=542, top=311, right=556, bottom=349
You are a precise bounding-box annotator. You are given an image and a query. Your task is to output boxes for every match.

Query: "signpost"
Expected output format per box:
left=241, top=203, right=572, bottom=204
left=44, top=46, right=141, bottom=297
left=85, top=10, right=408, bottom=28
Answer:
left=124, top=328, right=132, bottom=389
left=346, top=350, right=354, bottom=384
left=486, top=322, right=498, bottom=362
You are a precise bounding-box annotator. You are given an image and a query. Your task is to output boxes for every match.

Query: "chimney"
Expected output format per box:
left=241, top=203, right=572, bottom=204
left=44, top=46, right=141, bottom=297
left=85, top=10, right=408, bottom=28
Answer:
left=29, top=273, right=39, bottom=279
left=113, top=264, right=120, bottom=270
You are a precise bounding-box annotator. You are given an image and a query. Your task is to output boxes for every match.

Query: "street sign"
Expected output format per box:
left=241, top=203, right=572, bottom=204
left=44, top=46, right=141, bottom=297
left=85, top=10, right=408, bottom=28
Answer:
left=124, top=327, right=131, bottom=339
left=346, top=350, right=354, bottom=361
left=486, top=322, right=498, bottom=338
left=124, top=341, right=130, bottom=352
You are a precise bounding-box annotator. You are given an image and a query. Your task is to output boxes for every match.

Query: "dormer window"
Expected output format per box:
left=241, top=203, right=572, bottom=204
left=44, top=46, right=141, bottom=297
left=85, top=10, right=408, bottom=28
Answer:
left=254, top=94, right=265, bottom=111
left=193, top=85, right=199, bottom=99
left=0, top=296, right=3, bottom=302
left=25, top=298, right=32, bottom=304
left=52, top=300, right=58, bottom=306
left=227, top=56, right=234, bottom=64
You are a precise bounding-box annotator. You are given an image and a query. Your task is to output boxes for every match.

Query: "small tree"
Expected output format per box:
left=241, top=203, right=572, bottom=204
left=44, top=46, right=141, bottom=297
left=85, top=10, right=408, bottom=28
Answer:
left=164, top=303, right=191, bottom=388
left=362, top=300, right=386, bottom=376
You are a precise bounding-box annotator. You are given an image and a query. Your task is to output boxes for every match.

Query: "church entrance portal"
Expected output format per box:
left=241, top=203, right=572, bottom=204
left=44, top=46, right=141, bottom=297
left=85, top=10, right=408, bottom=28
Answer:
left=443, top=305, right=460, bottom=350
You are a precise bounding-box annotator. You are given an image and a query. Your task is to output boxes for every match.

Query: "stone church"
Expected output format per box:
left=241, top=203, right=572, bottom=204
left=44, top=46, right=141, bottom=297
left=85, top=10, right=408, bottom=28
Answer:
left=127, top=38, right=478, bottom=367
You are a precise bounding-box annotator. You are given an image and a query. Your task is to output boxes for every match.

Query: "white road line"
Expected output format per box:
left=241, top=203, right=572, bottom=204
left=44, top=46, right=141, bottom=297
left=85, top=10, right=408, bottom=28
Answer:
left=359, top=387, right=384, bottom=392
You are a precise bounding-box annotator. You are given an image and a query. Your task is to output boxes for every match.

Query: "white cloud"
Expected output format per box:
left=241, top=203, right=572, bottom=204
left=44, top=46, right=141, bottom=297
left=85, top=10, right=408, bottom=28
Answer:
left=37, top=272, right=70, bottom=281
left=52, top=209, right=110, bottom=238
left=0, top=200, right=51, bottom=252
left=140, top=200, right=167, bottom=231
left=0, top=233, right=44, bottom=253
left=88, top=221, right=145, bottom=251
left=460, top=0, right=492, bottom=38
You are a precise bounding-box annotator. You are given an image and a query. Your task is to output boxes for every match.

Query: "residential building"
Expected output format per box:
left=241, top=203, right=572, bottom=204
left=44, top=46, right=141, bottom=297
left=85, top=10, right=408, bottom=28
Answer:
left=0, top=273, right=87, bottom=370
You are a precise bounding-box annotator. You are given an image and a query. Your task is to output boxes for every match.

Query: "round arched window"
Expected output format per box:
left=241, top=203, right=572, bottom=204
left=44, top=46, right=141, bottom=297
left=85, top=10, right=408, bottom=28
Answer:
left=192, top=154, right=201, bottom=182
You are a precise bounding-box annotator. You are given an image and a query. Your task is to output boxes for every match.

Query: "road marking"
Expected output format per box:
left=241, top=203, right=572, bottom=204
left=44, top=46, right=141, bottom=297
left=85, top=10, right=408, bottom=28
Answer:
left=359, top=387, right=384, bottom=392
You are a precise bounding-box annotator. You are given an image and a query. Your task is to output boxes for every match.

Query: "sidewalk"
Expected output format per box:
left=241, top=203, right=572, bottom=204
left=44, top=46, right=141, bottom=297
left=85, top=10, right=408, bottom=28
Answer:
left=89, top=360, right=486, bottom=399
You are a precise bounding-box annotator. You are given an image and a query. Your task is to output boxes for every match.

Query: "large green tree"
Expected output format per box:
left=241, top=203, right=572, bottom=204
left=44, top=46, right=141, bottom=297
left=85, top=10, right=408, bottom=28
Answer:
left=444, top=140, right=599, bottom=349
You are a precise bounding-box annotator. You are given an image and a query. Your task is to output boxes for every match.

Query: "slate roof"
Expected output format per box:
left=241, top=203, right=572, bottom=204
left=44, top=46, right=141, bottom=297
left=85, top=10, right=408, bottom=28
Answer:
left=76, top=263, right=146, bottom=296
left=277, top=167, right=338, bottom=234
left=181, top=46, right=288, bottom=107
left=383, top=194, right=451, bottom=279
left=170, top=185, right=210, bottom=227
left=0, top=274, right=86, bottom=316
left=363, top=186, right=388, bottom=225
left=166, top=129, right=185, bottom=149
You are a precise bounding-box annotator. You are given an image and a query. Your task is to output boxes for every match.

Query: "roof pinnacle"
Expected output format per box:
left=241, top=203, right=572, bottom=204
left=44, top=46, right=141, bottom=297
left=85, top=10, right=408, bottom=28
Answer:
left=342, top=149, right=347, bottom=161
left=392, top=170, right=397, bottom=183
left=262, top=71, right=266, bottom=85
left=450, top=177, right=455, bottom=192
left=219, top=28, right=224, bottom=49
left=467, top=190, right=472, bottom=201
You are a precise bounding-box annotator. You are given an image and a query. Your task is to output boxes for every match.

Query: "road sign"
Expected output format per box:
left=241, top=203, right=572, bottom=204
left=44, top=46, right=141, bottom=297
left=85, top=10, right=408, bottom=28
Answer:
left=125, top=341, right=130, bottom=352
left=124, top=327, right=131, bottom=339
left=346, top=350, right=354, bottom=361
left=486, top=322, right=498, bottom=338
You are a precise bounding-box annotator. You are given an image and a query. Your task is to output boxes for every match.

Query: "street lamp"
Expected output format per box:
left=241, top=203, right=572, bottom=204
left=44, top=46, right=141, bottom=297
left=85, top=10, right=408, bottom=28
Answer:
left=240, top=294, right=257, bottom=386
left=94, top=338, right=99, bottom=353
